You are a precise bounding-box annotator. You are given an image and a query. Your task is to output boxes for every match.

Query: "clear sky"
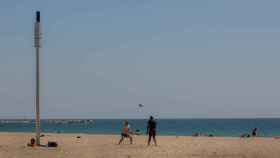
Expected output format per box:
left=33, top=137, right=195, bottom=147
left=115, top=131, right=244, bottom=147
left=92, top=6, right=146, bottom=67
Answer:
left=1, top=0, right=280, bottom=119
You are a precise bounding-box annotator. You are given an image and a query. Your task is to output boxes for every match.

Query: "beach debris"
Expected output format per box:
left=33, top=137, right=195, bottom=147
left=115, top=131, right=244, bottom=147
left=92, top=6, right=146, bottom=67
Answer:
left=48, top=141, right=58, bottom=147
left=192, top=132, right=214, bottom=137
left=135, top=129, right=141, bottom=135
left=40, top=134, right=45, bottom=137
left=76, top=136, right=81, bottom=139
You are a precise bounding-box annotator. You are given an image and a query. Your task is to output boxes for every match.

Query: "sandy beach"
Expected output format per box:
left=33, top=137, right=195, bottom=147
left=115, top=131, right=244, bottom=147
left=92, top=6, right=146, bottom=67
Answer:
left=0, top=133, right=279, bottom=158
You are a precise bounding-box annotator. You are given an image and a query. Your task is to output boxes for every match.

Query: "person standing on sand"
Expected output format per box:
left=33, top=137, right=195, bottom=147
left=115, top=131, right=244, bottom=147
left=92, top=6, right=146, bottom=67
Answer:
left=118, top=120, right=133, bottom=144
left=147, top=116, right=157, bottom=146
left=252, top=128, right=258, bottom=137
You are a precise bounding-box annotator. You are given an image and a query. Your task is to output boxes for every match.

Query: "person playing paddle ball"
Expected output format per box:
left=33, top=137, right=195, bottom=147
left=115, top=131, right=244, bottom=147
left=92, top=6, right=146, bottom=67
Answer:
left=118, top=120, right=133, bottom=144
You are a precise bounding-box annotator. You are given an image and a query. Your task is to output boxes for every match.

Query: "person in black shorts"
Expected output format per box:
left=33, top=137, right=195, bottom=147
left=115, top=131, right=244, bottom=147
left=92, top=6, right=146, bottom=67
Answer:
left=118, top=120, right=133, bottom=144
left=146, top=116, right=157, bottom=146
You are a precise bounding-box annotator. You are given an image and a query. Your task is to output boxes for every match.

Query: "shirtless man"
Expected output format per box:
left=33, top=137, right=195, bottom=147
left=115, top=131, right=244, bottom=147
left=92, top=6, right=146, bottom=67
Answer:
left=147, top=116, right=157, bottom=146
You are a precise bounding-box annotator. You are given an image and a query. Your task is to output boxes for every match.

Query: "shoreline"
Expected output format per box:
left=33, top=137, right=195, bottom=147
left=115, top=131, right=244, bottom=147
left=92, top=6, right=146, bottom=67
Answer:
left=0, top=131, right=278, bottom=138
left=0, top=132, right=279, bottom=139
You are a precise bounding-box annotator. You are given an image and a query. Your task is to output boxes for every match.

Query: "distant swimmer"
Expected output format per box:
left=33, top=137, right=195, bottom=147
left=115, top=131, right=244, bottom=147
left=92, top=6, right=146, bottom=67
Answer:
left=118, top=120, right=133, bottom=144
left=146, top=116, right=157, bottom=146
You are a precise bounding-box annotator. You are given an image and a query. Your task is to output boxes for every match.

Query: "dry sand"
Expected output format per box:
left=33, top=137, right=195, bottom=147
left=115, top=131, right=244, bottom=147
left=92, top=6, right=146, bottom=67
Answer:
left=0, top=133, right=280, bottom=158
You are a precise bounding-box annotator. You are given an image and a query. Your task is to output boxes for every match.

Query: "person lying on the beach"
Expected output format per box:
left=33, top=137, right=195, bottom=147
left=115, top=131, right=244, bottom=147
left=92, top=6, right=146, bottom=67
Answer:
left=118, top=120, right=133, bottom=144
left=240, top=133, right=250, bottom=138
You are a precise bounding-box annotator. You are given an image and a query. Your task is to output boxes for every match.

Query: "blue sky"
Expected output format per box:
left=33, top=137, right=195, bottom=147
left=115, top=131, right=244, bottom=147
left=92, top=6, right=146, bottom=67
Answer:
left=0, top=0, right=280, bottom=118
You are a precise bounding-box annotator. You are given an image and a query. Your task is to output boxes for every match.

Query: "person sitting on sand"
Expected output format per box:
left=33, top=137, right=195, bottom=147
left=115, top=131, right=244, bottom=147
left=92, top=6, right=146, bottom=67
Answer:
left=27, top=138, right=36, bottom=147
left=118, top=120, right=133, bottom=144
left=252, top=128, right=258, bottom=137
left=147, top=116, right=157, bottom=146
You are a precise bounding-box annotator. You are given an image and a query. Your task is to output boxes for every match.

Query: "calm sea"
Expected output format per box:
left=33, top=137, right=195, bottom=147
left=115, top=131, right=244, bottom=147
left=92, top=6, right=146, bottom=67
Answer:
left=0, top=119, right=279, bottom=137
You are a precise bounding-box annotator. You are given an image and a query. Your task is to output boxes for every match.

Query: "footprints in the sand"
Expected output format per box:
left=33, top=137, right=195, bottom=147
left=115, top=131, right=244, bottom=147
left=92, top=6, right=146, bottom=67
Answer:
left=121, top=153, right=245, bottom=158
left=189, top=153, right=246, bottom=158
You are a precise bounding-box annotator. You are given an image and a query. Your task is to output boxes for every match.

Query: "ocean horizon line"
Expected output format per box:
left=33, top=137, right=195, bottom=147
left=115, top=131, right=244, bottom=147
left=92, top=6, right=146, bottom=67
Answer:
left=0, top=117, right=280, bottom=120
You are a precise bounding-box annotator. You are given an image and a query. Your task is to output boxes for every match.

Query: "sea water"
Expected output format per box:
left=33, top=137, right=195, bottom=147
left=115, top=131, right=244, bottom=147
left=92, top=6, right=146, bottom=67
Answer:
left=0, top=119, right=279, bottom=137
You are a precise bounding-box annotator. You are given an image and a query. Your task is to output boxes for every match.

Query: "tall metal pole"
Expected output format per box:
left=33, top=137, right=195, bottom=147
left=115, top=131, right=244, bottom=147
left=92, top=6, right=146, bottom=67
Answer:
left=34, top=11, right=41, bottom=146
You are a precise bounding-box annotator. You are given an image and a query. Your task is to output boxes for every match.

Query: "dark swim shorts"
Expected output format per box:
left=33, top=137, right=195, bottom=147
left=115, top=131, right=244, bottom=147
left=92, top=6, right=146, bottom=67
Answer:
left=149, top=130, right=156, bottom=136
left=121, top=133, right=129, bottom=137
